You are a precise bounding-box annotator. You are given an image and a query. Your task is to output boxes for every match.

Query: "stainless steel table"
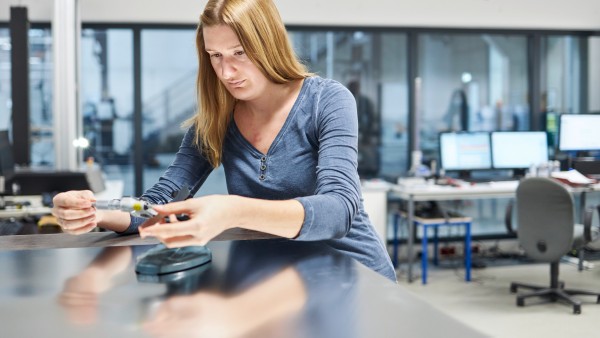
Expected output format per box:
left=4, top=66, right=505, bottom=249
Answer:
left=0, top=233, right=485, bottom=337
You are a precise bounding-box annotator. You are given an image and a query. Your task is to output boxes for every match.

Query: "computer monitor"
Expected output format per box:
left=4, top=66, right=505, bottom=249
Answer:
left=439, top=132, right=492, bottom=172
left=559, top=114, right=600, bottom=152
left=491, top=131, right=548, bottom=173
left=10, top=170, right=97, bottom=195
left=0, top=130, right=105, bottom=195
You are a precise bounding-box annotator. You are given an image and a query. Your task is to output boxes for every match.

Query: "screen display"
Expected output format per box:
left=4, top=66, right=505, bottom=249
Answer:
left=559, top=114, right=600, bottom=151
left=439, top=132, right=492, bottom=171
left=491, top=131, right=548, bottom=169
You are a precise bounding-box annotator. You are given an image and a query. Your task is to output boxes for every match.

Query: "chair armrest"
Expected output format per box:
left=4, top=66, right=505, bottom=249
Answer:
left=505, top=200, right=515, bottom=235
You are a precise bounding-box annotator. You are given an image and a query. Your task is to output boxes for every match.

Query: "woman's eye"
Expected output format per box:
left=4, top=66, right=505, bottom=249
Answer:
left=209, top=53, right=221, bottom=58
left=234, top=50, right=245, bottom=56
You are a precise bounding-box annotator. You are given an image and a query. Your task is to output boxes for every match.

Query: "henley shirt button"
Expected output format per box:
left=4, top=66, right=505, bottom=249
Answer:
left=260, top=156, right=267, bottom=162
left=260, top=165, right=266, bottom=171
left=259, top=174, right=265, bottom=181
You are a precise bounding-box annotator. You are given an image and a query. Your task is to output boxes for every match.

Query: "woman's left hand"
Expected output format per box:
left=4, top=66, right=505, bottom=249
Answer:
left=139, top=195, right=237, bottom=247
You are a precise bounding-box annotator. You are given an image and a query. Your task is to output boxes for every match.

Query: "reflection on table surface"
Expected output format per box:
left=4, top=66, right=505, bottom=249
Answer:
left=0, top=240, right=484, bottom=338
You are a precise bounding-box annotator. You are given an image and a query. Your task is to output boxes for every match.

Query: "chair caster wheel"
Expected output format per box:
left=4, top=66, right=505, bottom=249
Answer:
left=510, top=284, right=518, bottom=293
left=597, top=295, right=600, bottom=304
left=517, top=298, right=524, bottom=307
left=574, top=305, right=581, bottom=315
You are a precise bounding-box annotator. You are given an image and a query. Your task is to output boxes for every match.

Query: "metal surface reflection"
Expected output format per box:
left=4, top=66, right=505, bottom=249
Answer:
left=59, top=246, right=134, bottom=326
left=140, top=240, right=357, bottom=338
left=0, top=240, right=484, bottom=337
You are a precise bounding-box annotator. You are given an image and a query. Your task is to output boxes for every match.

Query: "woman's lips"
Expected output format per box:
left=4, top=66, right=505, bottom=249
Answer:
left=228, top=80, right=245, bottom=88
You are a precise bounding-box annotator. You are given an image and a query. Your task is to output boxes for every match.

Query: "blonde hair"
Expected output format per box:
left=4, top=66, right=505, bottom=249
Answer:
left=186, top=0, right=310, bottom=167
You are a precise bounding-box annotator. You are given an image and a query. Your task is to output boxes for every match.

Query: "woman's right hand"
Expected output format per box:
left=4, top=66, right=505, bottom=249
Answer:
left=52, top=190, right=99, bottom=235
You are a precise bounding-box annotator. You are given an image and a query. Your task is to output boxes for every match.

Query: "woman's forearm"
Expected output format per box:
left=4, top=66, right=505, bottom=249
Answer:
left=229, top=196, right=304, bottom=238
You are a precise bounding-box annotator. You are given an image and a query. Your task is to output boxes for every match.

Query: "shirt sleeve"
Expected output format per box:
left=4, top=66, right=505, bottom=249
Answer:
left=294, top=81, right=361, bottom=241
left=117, top=127, right=214, bottom=235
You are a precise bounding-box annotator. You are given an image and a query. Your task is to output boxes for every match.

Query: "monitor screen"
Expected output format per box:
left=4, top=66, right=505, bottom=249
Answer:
left=491, top=131, right=548, bottom=169
left=439, top=132, right=492, bottom=171
left=559, top=114, right=600, bottom=151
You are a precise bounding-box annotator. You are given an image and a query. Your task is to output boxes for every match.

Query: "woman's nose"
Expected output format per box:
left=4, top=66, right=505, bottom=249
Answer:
left=220, top=57, right=236, bottom=79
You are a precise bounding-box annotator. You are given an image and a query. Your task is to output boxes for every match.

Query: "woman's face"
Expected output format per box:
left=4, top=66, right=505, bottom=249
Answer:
left=203, top=24, right=269, bottom=101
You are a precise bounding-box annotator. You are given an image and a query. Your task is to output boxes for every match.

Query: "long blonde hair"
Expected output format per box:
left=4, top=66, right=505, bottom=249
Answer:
left=187, top=0, right=310, bottom=167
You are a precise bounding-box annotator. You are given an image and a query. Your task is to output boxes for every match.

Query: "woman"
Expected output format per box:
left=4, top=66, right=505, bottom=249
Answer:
left=52, top=0, right=396, bottom=282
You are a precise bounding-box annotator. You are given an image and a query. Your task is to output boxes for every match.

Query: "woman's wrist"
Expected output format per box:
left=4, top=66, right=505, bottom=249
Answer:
left=221, top=195, right=246, bottom=230
left=95, top=210, right=105, bottom=228
left=96, top=210, right=131, bottom=233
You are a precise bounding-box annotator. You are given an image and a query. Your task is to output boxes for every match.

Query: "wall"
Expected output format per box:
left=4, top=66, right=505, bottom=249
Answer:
left=1, top=0, right=600, bottom=30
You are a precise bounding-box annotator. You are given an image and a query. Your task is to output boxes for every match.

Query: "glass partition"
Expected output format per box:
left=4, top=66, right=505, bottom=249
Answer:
left=541, top=35, right=585, bottom=154
left=140, top=29, right=227, bottom=195
left=28, top=28, right=53, bottom=166
left=0, top=27, right=54, bottom=167
left=290, top=30, right=409, bottom=179
left=81, top=28, right=135, bottom=195
left=541, top=36, right=583, bottom=115
left=0, top=28, right=10, bottom=131
left=417, top=33, right=528, bottom=166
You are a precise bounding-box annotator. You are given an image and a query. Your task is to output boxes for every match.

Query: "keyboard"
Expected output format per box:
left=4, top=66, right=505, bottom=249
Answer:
left=463, top=176, right=517, bottom=183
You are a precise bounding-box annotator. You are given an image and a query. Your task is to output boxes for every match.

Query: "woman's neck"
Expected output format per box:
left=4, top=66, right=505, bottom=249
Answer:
left=239, top=79, right=303, bottom=121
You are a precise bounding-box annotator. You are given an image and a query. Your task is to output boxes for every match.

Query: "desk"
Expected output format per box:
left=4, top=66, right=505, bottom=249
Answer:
left=390, top=180, right=600, bottom=283
left=390, top=181, right=519, bottom=283
left=0, top=234, right=484, bottom=337
left=0, top=179, right=124, bottom=220
left=361, top=180, right=390, bottom=244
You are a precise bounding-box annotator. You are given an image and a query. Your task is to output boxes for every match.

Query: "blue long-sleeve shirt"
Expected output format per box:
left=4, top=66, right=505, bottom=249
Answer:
left=124, top=76, right=396, bottom=282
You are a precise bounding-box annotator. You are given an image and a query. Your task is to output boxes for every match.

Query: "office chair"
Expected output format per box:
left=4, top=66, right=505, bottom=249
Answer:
left=505, top=177, right=600, bottom=314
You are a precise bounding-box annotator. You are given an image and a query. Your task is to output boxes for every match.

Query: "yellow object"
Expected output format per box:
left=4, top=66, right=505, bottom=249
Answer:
left=38, top=215, right=59, bottom=227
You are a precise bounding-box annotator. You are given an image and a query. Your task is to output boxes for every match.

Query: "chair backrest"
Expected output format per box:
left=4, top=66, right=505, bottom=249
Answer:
left=516, top=177, right=574, bottom=262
